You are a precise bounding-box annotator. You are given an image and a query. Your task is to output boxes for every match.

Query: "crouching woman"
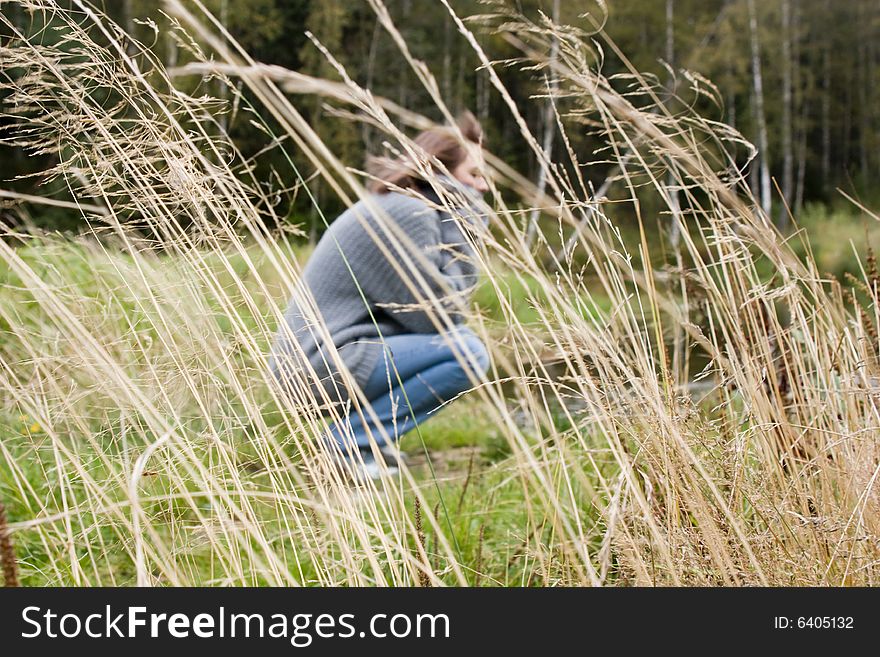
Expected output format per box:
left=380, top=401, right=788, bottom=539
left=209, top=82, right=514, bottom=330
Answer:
left=268, top=112, right=492, bottom=480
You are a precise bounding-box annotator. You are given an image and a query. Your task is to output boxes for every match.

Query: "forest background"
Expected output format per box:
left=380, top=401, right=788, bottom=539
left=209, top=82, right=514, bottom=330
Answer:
left=3, top=0, right=879, bottom=273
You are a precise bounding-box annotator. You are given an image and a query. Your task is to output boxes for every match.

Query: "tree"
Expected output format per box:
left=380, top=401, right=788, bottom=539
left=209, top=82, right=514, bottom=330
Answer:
left=747, top=0, right=771, bottom=216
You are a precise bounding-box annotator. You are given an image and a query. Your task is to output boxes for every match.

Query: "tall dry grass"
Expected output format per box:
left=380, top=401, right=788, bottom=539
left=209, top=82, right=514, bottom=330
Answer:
left=0, top=0, right=878, bottom=586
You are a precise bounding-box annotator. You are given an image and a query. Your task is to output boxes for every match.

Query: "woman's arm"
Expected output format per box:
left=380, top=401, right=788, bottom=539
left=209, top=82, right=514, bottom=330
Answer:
left=346, top=194, right=472, bottom=334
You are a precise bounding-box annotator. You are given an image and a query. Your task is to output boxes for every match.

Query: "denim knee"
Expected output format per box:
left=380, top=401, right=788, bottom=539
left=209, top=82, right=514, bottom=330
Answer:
left=439, top=331, right=490, bottom=386
left=462, top=336, right=490, bottom=376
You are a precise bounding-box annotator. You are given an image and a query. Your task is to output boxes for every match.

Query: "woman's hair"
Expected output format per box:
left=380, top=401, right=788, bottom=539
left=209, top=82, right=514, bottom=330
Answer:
left=366, top=111, right=483, bottom=194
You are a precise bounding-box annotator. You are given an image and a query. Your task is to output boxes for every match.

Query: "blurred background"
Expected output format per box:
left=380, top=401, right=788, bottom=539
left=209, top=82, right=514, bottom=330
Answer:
left=2, top=0, right=879, bottom=279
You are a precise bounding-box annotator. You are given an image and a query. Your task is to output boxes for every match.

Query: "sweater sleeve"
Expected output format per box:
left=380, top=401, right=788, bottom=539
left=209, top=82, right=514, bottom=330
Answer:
left=348, top=196, right=470, bottom=334
left=436, top=213, right=482, bottom=294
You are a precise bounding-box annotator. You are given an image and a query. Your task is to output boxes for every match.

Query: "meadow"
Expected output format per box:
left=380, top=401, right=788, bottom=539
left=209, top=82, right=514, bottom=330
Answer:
left=0, top=236, right=616, bottom=586
left=2, top=0, right=880, bottom=587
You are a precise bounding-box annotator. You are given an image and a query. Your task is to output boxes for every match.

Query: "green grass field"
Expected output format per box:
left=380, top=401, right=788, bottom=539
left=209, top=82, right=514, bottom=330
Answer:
left=0, top=237, right=617, bottom=586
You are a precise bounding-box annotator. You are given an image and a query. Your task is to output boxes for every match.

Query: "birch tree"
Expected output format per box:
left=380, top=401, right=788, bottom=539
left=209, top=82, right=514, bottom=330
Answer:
left=779, top=0, right=793, bottom=228
left=747, top=0, right=771, bottom=216
left=525, top=0, right=560, bottom=248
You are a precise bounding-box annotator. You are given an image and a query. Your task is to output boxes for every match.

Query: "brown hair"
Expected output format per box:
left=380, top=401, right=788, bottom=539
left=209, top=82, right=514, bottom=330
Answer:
left=366, top=111, right=483, bottom=194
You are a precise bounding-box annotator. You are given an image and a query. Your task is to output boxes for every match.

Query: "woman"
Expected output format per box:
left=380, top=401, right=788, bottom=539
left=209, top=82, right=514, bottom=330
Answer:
left=268, top=112, right=491, bottom=480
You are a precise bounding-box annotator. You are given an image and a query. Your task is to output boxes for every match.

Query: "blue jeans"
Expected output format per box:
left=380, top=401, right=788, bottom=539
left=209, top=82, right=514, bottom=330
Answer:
left=324, top=326, right=490, bottom=452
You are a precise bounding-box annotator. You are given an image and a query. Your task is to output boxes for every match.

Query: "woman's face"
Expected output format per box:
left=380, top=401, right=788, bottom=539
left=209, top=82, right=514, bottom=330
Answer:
left=451, top=146, right=489, bottom=194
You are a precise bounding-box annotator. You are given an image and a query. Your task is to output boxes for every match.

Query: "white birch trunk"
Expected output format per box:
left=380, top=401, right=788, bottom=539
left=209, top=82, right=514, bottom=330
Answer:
left=791, top=0, right=805, bottom=214
left=666, top=0, right=681, bottom=248
left=526, top=0, right=560, bottom=248
left=821, top=39, right=831, bottom=184
left=779, top=0, right=793, bottom=228
left=747, top=0, right=772, bottom=216
left=217, top=0, right=228, bottom=134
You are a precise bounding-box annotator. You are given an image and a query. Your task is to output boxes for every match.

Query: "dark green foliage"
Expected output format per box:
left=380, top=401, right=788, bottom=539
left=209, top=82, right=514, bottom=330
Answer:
left=2, top=0, right=879, bottom=239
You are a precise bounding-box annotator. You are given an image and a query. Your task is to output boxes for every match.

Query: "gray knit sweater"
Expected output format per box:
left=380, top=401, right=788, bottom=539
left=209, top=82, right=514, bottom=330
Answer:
left=268, top=176, right=489, bottom=408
